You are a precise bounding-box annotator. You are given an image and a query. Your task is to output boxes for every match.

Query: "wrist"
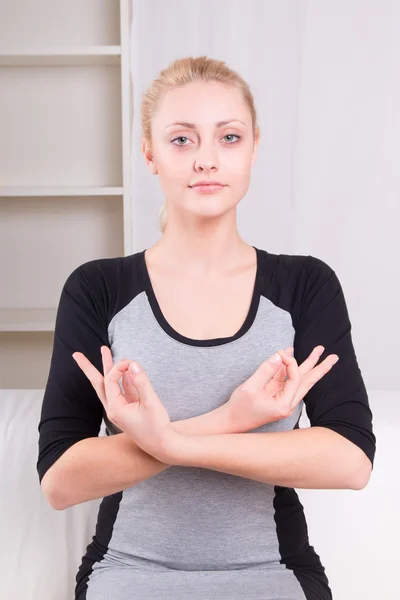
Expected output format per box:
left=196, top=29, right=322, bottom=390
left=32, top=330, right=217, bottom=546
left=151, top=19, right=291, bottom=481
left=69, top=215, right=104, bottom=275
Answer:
left=155, top=428, right=186, bottom=465
left=170, top=404, right=234, bottom=436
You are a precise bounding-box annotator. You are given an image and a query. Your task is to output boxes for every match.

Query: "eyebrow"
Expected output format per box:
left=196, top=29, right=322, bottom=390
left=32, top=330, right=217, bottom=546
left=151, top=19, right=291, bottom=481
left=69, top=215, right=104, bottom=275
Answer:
left=164, top=119, right=246, bottom=130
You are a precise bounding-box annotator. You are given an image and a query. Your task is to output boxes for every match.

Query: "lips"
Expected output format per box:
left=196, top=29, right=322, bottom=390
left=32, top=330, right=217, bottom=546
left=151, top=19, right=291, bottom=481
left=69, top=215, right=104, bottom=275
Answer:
left=190, top=181, right=225, bottom=187
left=190, top=183, right=225, bottom=193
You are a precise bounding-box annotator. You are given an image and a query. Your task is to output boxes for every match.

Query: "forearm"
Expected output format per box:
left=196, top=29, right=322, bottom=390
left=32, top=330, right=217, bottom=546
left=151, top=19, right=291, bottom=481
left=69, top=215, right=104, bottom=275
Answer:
left=43, top=405, right=231, bottom=510
left=164, top=426, right=371, bottom=490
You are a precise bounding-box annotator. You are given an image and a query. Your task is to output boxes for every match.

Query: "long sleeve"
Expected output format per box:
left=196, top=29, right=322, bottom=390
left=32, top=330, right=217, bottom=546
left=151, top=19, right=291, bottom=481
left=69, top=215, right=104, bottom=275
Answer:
left=293, top=255, right=376, bottom=469
left=36, top=265, right=109, bottom=484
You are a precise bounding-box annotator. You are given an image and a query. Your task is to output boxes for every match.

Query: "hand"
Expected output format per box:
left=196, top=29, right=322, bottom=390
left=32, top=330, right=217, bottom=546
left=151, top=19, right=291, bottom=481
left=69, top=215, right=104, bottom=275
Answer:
left=225, top=346, right=339, bottom=433
left=72, top=346, right=178, bottom=460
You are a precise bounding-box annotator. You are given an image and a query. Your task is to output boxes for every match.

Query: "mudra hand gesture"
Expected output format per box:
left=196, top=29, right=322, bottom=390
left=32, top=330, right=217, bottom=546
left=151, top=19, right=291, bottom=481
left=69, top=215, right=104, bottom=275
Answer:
left=226, top=346, right=339, bottom=433
left=72, top=347, right=174, bottom=461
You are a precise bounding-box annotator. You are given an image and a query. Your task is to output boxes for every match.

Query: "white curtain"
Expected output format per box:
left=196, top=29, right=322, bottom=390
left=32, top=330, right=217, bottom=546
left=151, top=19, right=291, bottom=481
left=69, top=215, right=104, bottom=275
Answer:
left=130, top=0, right=399, bottom=390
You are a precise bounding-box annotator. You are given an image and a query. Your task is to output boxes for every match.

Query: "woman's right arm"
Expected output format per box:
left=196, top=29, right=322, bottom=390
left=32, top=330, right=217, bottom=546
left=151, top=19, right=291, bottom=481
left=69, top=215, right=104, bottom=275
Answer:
left=38, top=262, right=233, bottom=511
left=42, top=404, right=231, bottom=510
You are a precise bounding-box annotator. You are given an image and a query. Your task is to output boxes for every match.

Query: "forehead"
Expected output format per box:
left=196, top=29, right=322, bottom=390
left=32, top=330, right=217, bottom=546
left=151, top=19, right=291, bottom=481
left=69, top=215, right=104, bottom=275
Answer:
left=153, top=81, right=250, bottom=128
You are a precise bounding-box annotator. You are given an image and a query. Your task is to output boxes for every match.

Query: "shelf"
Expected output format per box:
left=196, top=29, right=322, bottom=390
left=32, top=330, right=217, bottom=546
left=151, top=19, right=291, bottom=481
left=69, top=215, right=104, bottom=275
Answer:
left=0, top=0, right=132, bottom=387
left=0, top=187, right=123, bottom=197
left=0, top=308, right=57, bottom=332
left=0, top=46, right=122, bottom=67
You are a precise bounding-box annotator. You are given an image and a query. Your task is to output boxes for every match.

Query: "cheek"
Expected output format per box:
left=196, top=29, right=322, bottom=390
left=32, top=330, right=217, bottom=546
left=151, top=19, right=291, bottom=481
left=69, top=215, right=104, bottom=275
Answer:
left=224, top=145, right=253, bottom=171
left=226, top=161, right=252, bottom=185
left=157, top=159, right=185, bottom=183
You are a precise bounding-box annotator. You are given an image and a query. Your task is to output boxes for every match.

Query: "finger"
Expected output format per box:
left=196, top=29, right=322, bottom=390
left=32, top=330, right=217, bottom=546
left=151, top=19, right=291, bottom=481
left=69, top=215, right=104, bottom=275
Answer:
left=274, top=347, right=293, bottom=383
left=246, top=351, right=285, bottom=392
left=297, top=345, right=325, bottom=376
left=101, top=345, right=115, bottom=377
left=267, top=345, right=318, bottom=389
left=277, top=350, right=302, bottom=405
left=72, top=351, right=108, bottom=407
left=103, top=358, right=133, bottom=411
left=288, top=352, right=339, bottom=412
left=302, top=353, right=339, bottom=389
left=121, top=367, right=140, bottom=403
left=273, top=364, right=287, bottom=383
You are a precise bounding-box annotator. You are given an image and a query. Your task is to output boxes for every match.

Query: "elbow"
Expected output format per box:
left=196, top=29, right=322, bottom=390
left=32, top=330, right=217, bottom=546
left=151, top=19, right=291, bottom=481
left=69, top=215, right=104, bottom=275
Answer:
left=351, top=474, right=370, bottom=491
left=49, top=494, right=68, bottom=511
left=350, top=457, right=373, bottom=491
left=41, top=486, right=65, bottom=511
left=40, top=470, right=67, bottom=511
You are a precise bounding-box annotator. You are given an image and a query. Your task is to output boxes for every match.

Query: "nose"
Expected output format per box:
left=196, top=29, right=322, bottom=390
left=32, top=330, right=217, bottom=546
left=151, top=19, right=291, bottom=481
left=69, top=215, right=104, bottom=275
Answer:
left=194, top=145, right=219, bottom=172
left=194, top=159, right=218, bottom=173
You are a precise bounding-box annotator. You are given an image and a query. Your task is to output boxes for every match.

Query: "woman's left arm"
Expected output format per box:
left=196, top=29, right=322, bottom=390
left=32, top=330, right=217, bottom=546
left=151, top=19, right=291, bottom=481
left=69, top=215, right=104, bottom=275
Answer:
left=161, top=424, right=371, bottom=490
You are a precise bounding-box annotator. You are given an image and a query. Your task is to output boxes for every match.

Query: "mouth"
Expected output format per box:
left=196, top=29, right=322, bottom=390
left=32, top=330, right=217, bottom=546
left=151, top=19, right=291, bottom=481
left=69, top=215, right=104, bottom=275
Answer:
left=189, top=184, right=226, bottom=193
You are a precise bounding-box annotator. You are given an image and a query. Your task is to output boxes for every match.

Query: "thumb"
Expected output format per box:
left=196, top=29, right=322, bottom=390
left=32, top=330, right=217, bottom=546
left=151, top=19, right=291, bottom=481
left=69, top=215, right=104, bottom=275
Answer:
left=247, top=351, right=283, bottom=389
left=128, top=361, right=154, bottom=402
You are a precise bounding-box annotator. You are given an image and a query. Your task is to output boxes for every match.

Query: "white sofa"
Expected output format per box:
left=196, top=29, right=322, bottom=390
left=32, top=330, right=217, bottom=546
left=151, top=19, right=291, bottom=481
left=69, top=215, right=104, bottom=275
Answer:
left=0, top=389, right=398, bottom=600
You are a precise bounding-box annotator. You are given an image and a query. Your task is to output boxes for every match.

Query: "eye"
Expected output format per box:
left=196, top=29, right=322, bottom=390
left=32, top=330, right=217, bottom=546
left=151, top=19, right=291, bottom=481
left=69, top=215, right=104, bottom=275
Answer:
left=222, top=134, right=241, bottom=143
left=171, top=133, right=241, bottom=146
left=171, top=136, right=190, bottom=146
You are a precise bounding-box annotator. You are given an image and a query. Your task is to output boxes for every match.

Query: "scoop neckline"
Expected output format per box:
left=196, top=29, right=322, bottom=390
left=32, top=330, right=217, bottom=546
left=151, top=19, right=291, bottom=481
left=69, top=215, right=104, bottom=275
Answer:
left=137, top=245, right=264, bottom=347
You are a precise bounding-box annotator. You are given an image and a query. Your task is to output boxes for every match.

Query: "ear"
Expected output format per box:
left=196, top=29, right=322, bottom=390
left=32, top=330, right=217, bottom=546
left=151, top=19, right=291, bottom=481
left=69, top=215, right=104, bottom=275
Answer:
left=251, top=132, right=260, bottom=166
left=142, top=139, right=158, bottom=174
left=147, top=155, right=158, bottom=175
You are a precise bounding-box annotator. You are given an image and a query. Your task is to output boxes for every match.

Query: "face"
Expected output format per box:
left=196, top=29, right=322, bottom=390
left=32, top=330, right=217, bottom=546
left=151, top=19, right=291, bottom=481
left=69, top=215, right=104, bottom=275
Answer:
left=142, top=80, right=259, bottom=220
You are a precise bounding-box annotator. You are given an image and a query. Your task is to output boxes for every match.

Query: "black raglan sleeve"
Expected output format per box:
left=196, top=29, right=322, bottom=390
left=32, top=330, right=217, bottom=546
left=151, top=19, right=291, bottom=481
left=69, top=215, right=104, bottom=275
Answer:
left=36, top=264, right=109, bottom=484
left=293, top=255, right=376, bottom=469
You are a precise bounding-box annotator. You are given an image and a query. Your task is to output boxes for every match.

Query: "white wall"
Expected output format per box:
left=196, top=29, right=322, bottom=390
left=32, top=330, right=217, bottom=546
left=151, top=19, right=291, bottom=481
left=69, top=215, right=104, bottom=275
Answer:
left=130, top=0, right=400, bottom=391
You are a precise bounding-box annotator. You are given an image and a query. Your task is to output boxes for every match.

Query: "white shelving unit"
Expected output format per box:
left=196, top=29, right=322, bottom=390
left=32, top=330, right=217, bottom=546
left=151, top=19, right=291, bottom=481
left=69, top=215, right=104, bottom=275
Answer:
left=0, top=0, right=133, bottom=388
left=0, top=186, right=124, bottom=196
left=0, top=46, right=122, bottom=67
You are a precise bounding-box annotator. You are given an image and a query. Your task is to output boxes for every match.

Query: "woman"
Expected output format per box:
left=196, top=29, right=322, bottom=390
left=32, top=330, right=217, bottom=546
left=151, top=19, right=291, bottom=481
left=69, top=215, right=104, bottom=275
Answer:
left=37, top=56, right=376, bottom=600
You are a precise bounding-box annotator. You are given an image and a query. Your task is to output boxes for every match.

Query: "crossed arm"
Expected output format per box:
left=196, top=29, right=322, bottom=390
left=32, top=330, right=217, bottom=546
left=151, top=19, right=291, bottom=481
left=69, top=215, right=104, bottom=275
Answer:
left=43, top=402, right=371, bottom=511
left=164, top=423, right=372, bottom=491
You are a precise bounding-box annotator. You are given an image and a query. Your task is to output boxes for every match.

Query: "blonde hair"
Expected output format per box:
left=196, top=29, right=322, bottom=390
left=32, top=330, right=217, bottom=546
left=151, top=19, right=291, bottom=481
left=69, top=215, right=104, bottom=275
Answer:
left=141, top=56, right=260, bottom=233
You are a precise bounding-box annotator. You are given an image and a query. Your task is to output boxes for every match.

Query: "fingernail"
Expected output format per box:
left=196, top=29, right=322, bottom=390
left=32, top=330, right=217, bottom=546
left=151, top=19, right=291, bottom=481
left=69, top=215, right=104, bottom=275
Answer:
left=130, top=361, right=141, bottom=373
left=269, top=352, right=282, bottom=363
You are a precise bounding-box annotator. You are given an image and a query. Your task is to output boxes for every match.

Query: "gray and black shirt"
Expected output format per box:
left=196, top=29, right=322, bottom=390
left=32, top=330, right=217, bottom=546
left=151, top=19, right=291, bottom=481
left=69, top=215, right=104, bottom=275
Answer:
left=37, top=246, right=376, bottom=600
